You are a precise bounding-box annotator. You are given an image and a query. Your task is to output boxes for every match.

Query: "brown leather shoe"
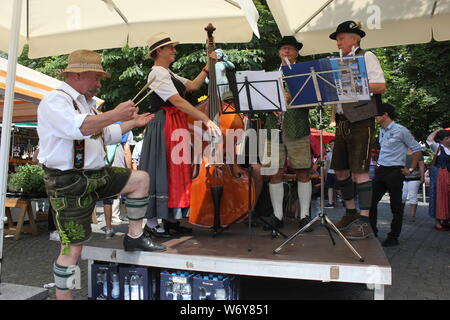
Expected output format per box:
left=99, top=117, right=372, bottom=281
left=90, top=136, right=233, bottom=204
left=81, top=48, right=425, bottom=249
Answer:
left=342, top=220, right=373, bottom=240
left=334, top=214, right=359, bottom=231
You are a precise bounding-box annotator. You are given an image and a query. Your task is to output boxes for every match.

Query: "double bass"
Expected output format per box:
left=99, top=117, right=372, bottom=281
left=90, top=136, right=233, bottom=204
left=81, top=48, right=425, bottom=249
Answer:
left=188, top=24, right=255, bottom=231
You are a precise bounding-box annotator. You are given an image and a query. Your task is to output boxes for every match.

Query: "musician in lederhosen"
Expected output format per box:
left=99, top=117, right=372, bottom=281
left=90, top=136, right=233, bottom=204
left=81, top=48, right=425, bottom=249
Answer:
left=38, top=50, right=165, bottom=300
left=262, top=36, right=314, bottom=233
left=139, top=32, right=221, bottom=238
left=328, top=21, right=387, bottom=240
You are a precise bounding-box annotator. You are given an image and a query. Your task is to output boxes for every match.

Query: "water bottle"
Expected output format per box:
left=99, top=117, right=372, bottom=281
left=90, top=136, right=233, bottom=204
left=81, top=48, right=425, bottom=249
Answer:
left=215, top=288, right=226, bottom=300
left=124, top=276, right=130, bottom=300
left=181, top=283, right=192, bottom=300
left=138, top=276, right=144, bottom=300
left=198, top=287, right=207, bottom=300
left=166, top=282, right=174, bottom=300
left=96, top=272, right=106, bottom=300
left=172, top=283, right=181, bottom=300
left=130, top=275, right=139, bottom=300
left=111, top=273, right=120, bottom=299
left=102, top=272, right=108, bottom=298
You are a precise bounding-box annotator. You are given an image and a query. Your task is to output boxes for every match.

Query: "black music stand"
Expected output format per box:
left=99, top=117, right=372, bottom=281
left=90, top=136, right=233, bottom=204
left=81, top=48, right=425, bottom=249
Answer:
left=213, top=73, right=288, bottom=251
left=272, top=66, right=365, bottom=262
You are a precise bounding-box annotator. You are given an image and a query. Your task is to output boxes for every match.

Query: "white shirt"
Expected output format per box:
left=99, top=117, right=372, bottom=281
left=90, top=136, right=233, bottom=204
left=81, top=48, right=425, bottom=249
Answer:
left=147, top=66, right=189, bottom=102
left=131, top=140, right=143, bottom=166
left=326, top=151, right=335, bottom=174
left=37, top=82, right=122, bottom=170
left=336, top=48, right=386, bottom=114
left=427, top=140, right=450, bottom=155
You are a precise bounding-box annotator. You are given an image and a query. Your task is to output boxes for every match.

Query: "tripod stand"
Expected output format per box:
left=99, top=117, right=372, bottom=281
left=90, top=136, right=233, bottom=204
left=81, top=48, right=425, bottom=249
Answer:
left=273, top=67, right=365, bottom=262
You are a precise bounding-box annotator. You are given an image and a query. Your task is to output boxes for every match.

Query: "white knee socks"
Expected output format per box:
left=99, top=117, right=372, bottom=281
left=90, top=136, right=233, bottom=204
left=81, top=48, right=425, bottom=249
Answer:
left=269, top=182, right=284, bottom=221
left=328, top=188, right=334, bottom=205
left=298, top=181, right=312, bottom=220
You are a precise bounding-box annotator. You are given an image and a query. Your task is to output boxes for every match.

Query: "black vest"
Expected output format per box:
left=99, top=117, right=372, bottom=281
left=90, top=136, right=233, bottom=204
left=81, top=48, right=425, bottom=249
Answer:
left=148, top=70, right=187, bottom=113
left=340, top=48, right=383, bottom=123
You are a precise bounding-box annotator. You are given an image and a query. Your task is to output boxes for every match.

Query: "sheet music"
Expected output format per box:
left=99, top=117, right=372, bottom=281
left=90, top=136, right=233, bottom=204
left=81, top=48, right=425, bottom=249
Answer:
left=329, top=56, right=370, bottom=102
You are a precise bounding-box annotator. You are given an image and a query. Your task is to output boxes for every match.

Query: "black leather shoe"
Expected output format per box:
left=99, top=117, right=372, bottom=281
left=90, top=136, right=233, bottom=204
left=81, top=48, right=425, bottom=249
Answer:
left=123, top=234, right=166, bottom=252
left=270, top=229, right=279, bottom=239
left=263, top=216, right=284, bottom=231
left=144, top=224, right=173, bottom=238
left=382, top=236, right=399, bottom=247
left=163, top=220, right=193, bottom=235
left=299, top=217, right=313, bottom=232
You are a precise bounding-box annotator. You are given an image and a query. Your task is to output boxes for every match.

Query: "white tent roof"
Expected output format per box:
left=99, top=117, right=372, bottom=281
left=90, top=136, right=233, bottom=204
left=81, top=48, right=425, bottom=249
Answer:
left=0, top=0, right=260, bottom=58
left=267, top=0, right=450, bottom=55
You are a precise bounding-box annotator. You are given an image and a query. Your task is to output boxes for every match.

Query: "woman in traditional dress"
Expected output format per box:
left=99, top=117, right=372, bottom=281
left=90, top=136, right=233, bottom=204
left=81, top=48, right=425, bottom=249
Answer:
left=426, top=129, right=450, bottom=230
left=139, top=32, right=220, bottom=238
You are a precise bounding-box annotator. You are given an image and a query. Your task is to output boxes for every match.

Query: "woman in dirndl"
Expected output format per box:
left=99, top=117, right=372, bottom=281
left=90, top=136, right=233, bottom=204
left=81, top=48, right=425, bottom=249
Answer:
left=426, top=129, right=450, bottom=230
left=139, top=32, right=220, bottom=238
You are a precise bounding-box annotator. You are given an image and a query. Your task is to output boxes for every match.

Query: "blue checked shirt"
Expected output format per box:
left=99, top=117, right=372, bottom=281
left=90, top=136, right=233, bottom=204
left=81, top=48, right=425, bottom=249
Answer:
left=377, top=121, right=422, bottom=167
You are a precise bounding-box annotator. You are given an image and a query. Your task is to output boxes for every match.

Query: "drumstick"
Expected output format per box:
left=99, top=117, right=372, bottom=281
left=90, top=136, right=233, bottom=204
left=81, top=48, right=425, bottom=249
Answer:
left=131, top=76, right=156, bottom=102
left=134, top=82, right=162, bottom=107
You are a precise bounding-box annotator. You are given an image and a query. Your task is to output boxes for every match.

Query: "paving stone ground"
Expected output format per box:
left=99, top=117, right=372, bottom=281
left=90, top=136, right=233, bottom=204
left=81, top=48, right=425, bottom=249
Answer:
left=1, top=195, right=449, bottom=300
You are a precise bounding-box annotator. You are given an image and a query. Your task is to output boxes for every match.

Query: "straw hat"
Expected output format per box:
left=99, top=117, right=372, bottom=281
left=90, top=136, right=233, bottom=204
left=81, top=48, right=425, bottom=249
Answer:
left=59, top=49, right=110, bottom=77
left=145, top=32, right=179, bottom=58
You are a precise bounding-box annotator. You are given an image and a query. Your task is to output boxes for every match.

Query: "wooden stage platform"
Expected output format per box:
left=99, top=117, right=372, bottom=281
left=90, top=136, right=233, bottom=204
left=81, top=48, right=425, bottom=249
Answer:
left=82, top=220, right=391, bottom=300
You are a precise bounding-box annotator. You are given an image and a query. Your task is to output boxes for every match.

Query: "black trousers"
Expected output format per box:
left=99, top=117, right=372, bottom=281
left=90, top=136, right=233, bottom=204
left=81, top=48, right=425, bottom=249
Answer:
left=369, top=165, right=405, bottom=239
left=48, top=204, right=56, bottom=232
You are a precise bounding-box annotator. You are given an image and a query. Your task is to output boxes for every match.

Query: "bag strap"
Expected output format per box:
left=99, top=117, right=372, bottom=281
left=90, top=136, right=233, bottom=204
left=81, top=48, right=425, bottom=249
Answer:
left=56, top=89, right=85, bottom=169
left=55, top=89, right=108, bottom=169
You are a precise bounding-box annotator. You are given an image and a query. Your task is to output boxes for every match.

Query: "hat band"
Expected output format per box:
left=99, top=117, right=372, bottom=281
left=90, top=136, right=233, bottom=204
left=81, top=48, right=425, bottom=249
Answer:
left=150, top=37, right=172, bottom=51
left=66, top=63, right=104, bottom=71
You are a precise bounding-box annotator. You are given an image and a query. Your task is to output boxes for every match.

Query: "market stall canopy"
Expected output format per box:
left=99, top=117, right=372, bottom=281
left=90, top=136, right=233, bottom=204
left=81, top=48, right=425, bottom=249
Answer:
left=310, top=128, right=335, bottom=145
left=310, top=128, right=335, bottom=156
left=266, top=0, right=450, bottom=56
left=0, top=0, right=260, bottom=59
left=0, top=122, right=37, bottom=128
left=0, top=57, right=103, bottom=122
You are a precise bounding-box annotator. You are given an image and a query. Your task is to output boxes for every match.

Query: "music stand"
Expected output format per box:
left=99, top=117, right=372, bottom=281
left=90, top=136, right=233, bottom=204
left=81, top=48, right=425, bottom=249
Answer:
left=221, top=71, right=286, bottom=114
left=213, top=72, right=289, bottom=251
left=272, top=66, right=365, bottom=262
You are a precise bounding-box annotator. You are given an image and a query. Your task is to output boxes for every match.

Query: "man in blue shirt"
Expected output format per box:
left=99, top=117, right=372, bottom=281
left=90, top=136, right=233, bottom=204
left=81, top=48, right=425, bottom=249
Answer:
left=370, top=103, right=422, bottom=247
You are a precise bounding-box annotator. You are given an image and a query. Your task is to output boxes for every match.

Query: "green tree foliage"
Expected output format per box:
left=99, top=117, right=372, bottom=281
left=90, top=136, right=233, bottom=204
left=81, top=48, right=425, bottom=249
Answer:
left=374, top=41, right=450, bottom=141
